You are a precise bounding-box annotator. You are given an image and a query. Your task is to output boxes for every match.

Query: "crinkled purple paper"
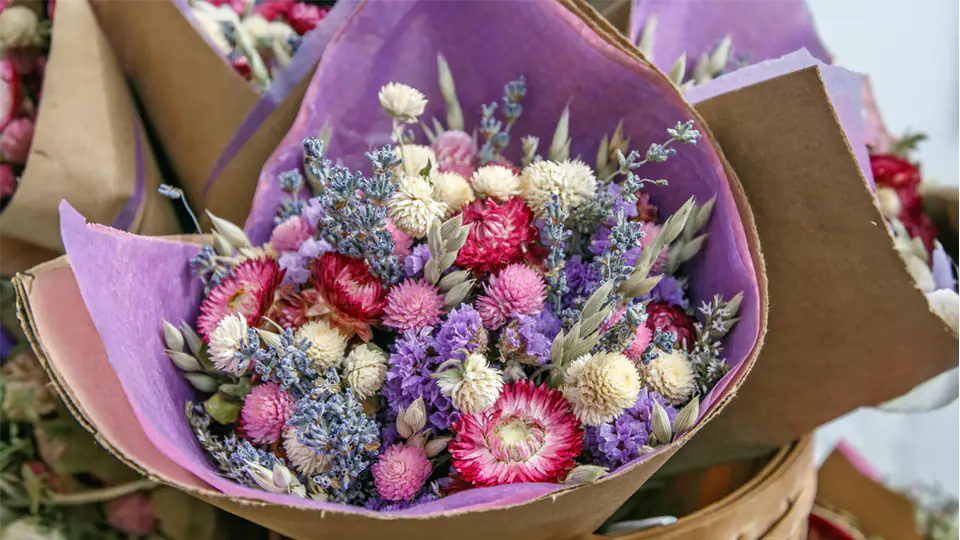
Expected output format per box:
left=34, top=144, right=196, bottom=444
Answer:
left=629, top=0, right=830, bottom=72
left=932, top=244, right=957, bottom=291
left=61, top=0, right=761, bottom=516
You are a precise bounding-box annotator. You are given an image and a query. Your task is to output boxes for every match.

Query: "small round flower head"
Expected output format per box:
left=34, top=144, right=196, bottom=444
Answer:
left=436, top=353, right=504, bottom=414
left=433, top=171, right=475, bottom=213
left=385, top=219, right=413, bottom=257
left=564, top=352, right=641, bottom=426
left=378, top=82, right=428, bottom=124
left=270, top=215, right=313, bottom=252
left=433, top=130, right=477, bottom=178
left=397, top=144, right=438, bottom=179
left=371, top=443, right=432, bottom=501
left=240, top=382, right=296, bottom=444
left=638, top=349, right=696, bottom=405
left=0, top=6, right=43, bottom=49
left=283, top=428, right=332, bottom=477
left=343, top=344, right=389, bottom=401
left=295, top=319, right=349, bottom=373
left=0, top=117, right=34, bottom=164
left=471, top=165, right=521, bottom=201
left=623, top=324, right=654, bottom=362
left=476, top=264, right=546, bottom=330
left=197, top=257, right=282, bottom=339
left=388, top=175, right=448, bottom=238
left=208, top=314, right=249, bottom=374
left=520, top=158, right=597, bottom=217
left=383, top=279, right=444, bottom=331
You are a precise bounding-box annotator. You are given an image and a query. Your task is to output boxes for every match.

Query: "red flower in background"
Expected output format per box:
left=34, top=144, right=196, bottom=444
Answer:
left=288, top=2, right=328, bottom=35
left=645, top=302, right=697, bottom=351
left=253, top=0, right=295, bottom=21
left=309, top=252, right=387, bottom=341
left=1, top=59, right=20, bottom=130
left=870, top=153, right=938, bottom=256
left=456, top=197, right=539, bottom=274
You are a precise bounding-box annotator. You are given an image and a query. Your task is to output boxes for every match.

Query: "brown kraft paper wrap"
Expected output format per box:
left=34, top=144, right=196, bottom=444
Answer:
left=0, top=0, right=176, bottom=273
left=663, top=66, right=959, bottom=471
left=89, top=0, right=315, bottom=226
left=13, top=1, right=773, bottom=537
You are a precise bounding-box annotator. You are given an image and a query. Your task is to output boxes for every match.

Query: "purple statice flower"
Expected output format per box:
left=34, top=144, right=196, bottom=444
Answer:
left=643, top=275, right=689, bottom=309
left=565, top=255, right=600, bottom=297
left=383, top=328, right=454, bottom=432
left=302, top=197, right=324, bottom=228
left=432, top=304, right=486, bottom=362
left=299, top=236, right=332, bottom=259
left=278, top=252, right=310, bottom=286
left=585, top=389, right=679, bottom=469
left=403, top=244, right=432, bottom=277
left=606, top=183, right=638, bottom=223
left=364, top=482, right=442, bottom=511
left=499, top=310, right=563, bottom=365
left=589, top=226, right=641, bottom=267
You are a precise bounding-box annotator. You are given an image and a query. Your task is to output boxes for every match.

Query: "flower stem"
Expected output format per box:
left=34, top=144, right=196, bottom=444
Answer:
left=45, top=479, right=158, bottom=507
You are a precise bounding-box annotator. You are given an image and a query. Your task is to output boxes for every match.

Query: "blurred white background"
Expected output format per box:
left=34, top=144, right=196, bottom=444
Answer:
left=807, top=0, right=959, bottom=496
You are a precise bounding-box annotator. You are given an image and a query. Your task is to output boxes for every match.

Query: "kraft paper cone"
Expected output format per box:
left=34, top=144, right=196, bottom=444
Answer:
left=13, top=0, right=768, bottom=536
left=0, top=0, right=176, bottom=269
left=88, top=0, right=347, bottom=226
left=665, top=65, right=959, bottom=470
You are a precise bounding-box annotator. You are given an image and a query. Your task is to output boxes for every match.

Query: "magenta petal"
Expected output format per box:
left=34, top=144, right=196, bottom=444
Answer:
left=629, top=0, right=831, bottom=72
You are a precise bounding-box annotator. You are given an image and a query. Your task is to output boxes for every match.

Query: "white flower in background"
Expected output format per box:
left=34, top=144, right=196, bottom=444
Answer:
left=433, top=172, right=475, bottom=213
left=563, top=352, right=640, bottom=426
left=0, top=6, right=43, bottom=50
left=927, top=289, right=959, bottom=335
left=876, top=187, right=902, bottom=220
left=388, top=175, right=448, bottom=238
left=638, top=349, right=696, bottom=406
left=283, top=428, right=332, bottom=477
left=209, top=314, right=249, bottom=374
left=379, top=82, right=428, bottom=124
left=471, top=165, right=520, bottom=201
left=396, top=144, right=438, bottom=179
left=295, top=320, right=349, bottom=373
left=520, top=158, right=597, bottom=217
left=436, top=353, right=504, bottom=414
left=343, top=344, right=389, bottom=400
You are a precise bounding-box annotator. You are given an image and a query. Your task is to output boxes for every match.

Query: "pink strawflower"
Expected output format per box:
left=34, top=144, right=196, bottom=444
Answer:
left=624, top=324, right=653, bottom=362
left=456, top=197, right=539, bottom=275
left=105, top=493, right=155, bottom=536
left=270, top=215, right=313, bottom=252
left=197, top=257, right=283, bottom=339
left=638, top=221, right=670, bottom=273
left=1, top=117, right=34, bottom=164
left=309, top=252, right=386, bottom=341
left=385, top=218, right=413, bottom=257
left=476, top=264, right=545, bottom=330
left=450, top=380, right=583, bottom=487
left=240, top=382, right=295, bottom=444
left=371, top=443, right=432, bottom=501
left=0, top=164, right=16, bottom=198
left=433, top=130, right=477, bottom=178
left=382, top=279, right=443, bottom=331
left=0, top=59, right=18, bottom=130
left=288, top=2, right=328, bottom=35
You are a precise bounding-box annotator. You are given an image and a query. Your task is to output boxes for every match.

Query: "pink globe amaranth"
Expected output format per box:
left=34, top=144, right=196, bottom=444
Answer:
left=385, top=218, right=413, bottom=257
left=433, top=130, right=477, bottom=178
left=270, top=215, right=313, bottom=252
left=475, top=264, right=545, bottom=330
left=288, top=2, right=328, bottom=35
left=105, top=493, right=155, bottom=536
left=240, top=382, right=296, bottom=445
left=1, top=164, right=16, bottom=198
left=372, top=443, right=432, bottom=501
left=382, top=279, right=443, bottom=331
left=450, top=380, right=583, bottom=487
left=0, top=117, right=34, bottom=164
left=1, top=59, right=21, bottom=131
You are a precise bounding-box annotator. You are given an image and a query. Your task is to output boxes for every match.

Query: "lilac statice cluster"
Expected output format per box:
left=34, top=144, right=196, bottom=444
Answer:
left=584, top=388, right=678, bottom=468
left=431, top=305, right=487, bottom=362
left=499, top=311, right=562, bottom=366
left=288, top=369, right=381, bottom=505
left=403, top=244, right=432, bottom=277
left=364, top=482, right=443, bottom=512
left=382, top=328, right=455, bottom=432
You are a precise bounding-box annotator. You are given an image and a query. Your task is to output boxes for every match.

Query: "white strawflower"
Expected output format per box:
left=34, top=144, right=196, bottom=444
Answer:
left=397, top=144, right=438, bottom=179
left=638, top=349, right=696, bottom=405
left=520, top=158, right=597, bottom=217
left=343, top=344, right=388, bottom=400
left=378, top=82, right=428, bottom=123
left=283, top=428, right=332, bottom=477
left=471, top=165, right=520, bottom=201
left=0, top=6, right=43, bottom=50
left=876, top=187, right=901, bottom=220
left=241, top=13, right=294, bottom=47
left=388, top=175, right=448, bottom=238
left=436, top=354, right=504, bottom=414
left=927, top=289, right=959, bottom=335
left=563, top=352, right=640, bottom=426
left=295, top=320, right=349, bottom=373
left=433, top=172, right=475, bottom=213
left=209, top=314, right=249, bottom=374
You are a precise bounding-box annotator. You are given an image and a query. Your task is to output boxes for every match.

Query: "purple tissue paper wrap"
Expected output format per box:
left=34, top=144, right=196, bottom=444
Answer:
left=59, top=0, right=761, bottom=515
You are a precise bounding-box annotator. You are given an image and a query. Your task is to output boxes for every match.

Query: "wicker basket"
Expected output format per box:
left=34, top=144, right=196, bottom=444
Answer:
left=584, top=436, right=816, bottom=540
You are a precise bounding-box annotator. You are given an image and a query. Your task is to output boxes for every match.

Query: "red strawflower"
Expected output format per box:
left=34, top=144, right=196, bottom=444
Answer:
left=456, top=197, right=539, bottom=274
left=231, top=55, right=252, bottom=80
left=1, top=59, right=20, bottom=131
left=288, top=2, right=328, bottom=35
left=870, top=153, right=938, bottom=256
left=253, top=0, right=295, bottom=21
left=197, top=257, right=283, bottom=340
left=450, top=380, right=583, bottom=487
left=309, top=252, right=387, bottom=341
left=645, top=302, right=697, bottom=352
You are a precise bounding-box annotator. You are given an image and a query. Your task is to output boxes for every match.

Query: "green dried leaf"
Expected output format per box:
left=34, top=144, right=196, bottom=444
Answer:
left=218, top=378, right=252, bottom=400
left=709, top=35, right=732, bottom=75
left=566, top=331, right=601, bottom=363
left=446, top=225, right=470, bottom=253
left=437, top=53, right=464, bottom=131
left=162, top=320, right=184, bottom=352
left=694, top=196, right=716, bottom=235
left=440, top=213, right=464, bottom=240
left=204, top=392, right=242, bottom=425
left=621, top=274, right=663, bottom=300
left=166, top=350, right=202, bottom=373
left=443, top=280, right=475, bottom=310
left=420, top=119, right=437, bottom=143
left=185, top=373, right=218, bottom=393
left=179, top=322, right=205, bottom=359
left=635, top=14, right=657, bottom=59
left=424, top=258, right=441, bottom=286
left=582, top=280, right=614, bottom=322
left=727, top=292, right=744, bottom=317
left=672, top=397, right=700, bottom=439
left=564, top=321, right=583, bottom=349
left=418, top=159, right=433, bottom=178
left=580, top=305, right=613, bottom=338
left=651, top=400, right=673, bottom=445
left=596, top=133, right=610, bottom=175
left=438, top=270, right=471, bottom=292
left=438, top=252, right=458, bottom=273
left=561, top=464, right=609, bottom=485
left=212, top=233, right=232, bottom=256
left=550, top=330, right=565, bottom=366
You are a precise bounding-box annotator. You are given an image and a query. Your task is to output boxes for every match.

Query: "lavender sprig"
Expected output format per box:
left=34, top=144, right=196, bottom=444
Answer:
left=613, top=120, right=703, bottom=201
left=543, top=195, right=571, bottom=313
left=688, top=293, right=742, bottom=394
left=479, top=75, right=527, bottom=165
left=254, top=329, right=317, bottom=400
